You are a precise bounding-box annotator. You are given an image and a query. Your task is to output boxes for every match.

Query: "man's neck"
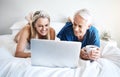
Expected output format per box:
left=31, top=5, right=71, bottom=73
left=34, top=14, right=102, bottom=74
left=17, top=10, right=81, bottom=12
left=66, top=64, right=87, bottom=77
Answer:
left=77, top=36, right=84, bottom=41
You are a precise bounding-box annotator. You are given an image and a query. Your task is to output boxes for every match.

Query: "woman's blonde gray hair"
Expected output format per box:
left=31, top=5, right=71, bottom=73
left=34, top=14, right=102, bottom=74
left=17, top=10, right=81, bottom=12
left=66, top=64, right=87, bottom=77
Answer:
left=32, top=10, right=50, bottom=23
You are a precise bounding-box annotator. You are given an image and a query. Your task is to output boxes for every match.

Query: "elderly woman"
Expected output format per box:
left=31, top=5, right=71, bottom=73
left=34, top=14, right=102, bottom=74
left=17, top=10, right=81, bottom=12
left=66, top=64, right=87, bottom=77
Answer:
left=15, top=10, right=55, bottom=58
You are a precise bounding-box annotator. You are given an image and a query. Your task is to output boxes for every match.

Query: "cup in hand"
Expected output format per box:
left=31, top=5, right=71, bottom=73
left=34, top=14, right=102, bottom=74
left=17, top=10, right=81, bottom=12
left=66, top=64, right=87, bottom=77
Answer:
left=85, top=45, right=98, bottom=53
left=85, top=45, right=98, bottom=62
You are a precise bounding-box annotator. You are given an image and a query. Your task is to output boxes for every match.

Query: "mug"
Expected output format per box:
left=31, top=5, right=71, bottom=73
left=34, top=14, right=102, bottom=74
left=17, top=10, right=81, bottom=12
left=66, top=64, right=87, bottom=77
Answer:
left=85, top=45, right=99, bottom=62
left=85, top=45, right=98, bottom=53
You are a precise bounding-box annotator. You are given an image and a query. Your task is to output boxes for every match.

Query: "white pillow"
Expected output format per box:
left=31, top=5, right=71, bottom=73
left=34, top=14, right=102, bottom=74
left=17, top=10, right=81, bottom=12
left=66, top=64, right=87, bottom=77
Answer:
left=10, top=20, right=27, bottom=36
left=50, top=22, right=65, bottom=35
left=0, top=35, right=16, bottom=56
left=0, top=47, right=14, bottom=59
left=10, top=21, right=65, bottom=36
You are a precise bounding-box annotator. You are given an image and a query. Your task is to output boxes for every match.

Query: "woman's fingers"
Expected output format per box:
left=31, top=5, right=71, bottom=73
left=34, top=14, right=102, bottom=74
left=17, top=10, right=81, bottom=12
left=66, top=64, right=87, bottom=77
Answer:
left=25, top=11, right=34, bottom=23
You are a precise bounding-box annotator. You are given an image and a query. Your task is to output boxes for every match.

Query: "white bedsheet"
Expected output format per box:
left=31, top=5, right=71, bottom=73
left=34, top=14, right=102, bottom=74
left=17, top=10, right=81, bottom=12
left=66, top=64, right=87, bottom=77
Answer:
left=0, top=35, right=120, bottom=77
left=0, top=45, right=120, bottom=77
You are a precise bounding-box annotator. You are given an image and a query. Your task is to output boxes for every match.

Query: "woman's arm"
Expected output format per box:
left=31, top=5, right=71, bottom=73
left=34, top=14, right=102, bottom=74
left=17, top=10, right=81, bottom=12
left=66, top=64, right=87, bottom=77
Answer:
left=14, top=24, right=30, bottom=43
left=15, top=25, right=31, bottom=58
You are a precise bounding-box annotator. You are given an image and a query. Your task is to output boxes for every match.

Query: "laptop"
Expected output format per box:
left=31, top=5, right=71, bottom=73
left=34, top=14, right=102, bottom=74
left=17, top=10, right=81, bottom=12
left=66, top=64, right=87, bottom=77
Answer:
left=31, top=39, right=81, bottom=68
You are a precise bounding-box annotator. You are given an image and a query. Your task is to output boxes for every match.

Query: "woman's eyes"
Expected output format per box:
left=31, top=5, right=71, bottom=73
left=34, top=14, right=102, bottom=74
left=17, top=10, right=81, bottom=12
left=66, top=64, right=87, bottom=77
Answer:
left=38, top=24, right=49, bottom=27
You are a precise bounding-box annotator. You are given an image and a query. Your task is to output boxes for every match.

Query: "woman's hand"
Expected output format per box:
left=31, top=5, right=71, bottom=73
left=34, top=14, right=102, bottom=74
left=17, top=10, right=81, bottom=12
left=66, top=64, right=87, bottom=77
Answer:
left=25, top=11, right=34, bottom=23
left=80, top=47, right=100, bottom=61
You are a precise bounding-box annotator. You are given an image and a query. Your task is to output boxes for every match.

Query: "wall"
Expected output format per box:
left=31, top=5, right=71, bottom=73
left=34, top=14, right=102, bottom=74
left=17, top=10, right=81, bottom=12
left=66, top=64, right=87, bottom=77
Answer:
left=0, top=0, right=120, bottom=48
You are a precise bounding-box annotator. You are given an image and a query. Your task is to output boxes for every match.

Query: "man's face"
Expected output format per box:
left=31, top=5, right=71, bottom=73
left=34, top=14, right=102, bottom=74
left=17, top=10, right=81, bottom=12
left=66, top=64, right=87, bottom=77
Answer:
left=73, top=15, right=89, bottom=39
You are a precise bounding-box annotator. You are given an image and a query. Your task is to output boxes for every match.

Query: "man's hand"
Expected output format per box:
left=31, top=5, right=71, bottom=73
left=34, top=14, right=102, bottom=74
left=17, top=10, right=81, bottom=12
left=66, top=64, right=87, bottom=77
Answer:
left=88, top=48, right=100, bottom=60
left=80, top=47, right=100, bottom=60
left=80, top=47, right=89, bottom=60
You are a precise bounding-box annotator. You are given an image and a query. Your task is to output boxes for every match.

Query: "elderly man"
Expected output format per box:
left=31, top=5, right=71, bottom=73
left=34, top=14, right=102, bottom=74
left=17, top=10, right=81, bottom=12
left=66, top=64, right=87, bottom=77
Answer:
left=57, top=9, right=100, bottom=61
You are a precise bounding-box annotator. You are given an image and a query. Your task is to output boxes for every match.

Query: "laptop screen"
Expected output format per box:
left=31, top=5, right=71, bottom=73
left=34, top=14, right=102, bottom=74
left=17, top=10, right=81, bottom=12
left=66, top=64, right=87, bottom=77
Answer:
left=31, top=39, right=81, bottom=68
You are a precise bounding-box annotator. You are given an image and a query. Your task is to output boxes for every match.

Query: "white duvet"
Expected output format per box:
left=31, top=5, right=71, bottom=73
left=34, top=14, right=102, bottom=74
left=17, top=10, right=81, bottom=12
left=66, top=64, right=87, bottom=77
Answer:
left=0, top=35, right=120, bottom=77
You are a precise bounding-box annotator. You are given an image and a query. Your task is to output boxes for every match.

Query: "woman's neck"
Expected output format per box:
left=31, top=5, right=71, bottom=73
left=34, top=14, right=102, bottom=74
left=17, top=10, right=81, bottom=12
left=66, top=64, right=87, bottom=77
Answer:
left=38, top=34, right=48, bottom=39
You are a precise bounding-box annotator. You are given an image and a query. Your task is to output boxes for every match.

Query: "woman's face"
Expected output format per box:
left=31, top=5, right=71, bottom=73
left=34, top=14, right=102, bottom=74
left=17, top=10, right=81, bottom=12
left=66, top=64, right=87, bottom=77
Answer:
left=34, top=17, right=50, bottom=36
left=73, top=15, right=89, bottom=39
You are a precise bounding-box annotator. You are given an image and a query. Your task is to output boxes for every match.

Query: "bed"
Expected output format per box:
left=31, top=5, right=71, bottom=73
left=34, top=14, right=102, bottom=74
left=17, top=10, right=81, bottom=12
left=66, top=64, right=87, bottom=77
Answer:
left=0, top=21, right=120, bottom=77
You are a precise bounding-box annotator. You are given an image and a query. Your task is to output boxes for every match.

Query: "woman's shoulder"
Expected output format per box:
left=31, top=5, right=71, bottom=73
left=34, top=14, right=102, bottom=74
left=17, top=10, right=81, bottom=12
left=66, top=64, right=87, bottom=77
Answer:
left=22, top=24, right=31, bottom=38
left=20, top=24, right=31, bottom=35
left=49, top=27, right=55, bottom=32
left=14, top=24, right=31, bottom=43
left=22, top=24, right=31, bottom=30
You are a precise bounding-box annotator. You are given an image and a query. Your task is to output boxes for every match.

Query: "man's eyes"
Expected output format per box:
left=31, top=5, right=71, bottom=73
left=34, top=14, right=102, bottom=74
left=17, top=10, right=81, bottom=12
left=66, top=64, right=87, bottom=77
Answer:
left=38, top=25, right=42, bottom=27
left=45, top=24, right=49, bottom=27
left=73, top=23, right=77, bottom=26
left=78, top=25, right=82, bottom=28
left=73, top=24, right=82, bottom=28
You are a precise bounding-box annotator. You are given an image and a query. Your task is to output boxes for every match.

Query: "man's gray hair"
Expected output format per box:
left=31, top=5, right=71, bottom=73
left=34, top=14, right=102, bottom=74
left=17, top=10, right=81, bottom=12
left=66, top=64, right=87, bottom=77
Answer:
left=74, top=9, right=92, bottom=25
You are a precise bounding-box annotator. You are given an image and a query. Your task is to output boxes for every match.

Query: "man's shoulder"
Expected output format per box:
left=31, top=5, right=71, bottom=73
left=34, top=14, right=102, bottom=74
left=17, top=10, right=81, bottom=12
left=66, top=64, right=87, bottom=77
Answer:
left=57, top=22, right=73, bottom=38
left=63, top=22, right=73, bottom=30
left=66, top=22, right=73, bottom=26
left=88, top=25, right=98, bottom=32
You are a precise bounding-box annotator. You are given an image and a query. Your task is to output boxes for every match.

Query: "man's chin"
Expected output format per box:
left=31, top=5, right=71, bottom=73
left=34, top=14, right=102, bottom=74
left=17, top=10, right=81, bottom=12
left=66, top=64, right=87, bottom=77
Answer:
left=75, top=34, right=81, bottom=37
left=75, top=35, right=83, bottom=38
